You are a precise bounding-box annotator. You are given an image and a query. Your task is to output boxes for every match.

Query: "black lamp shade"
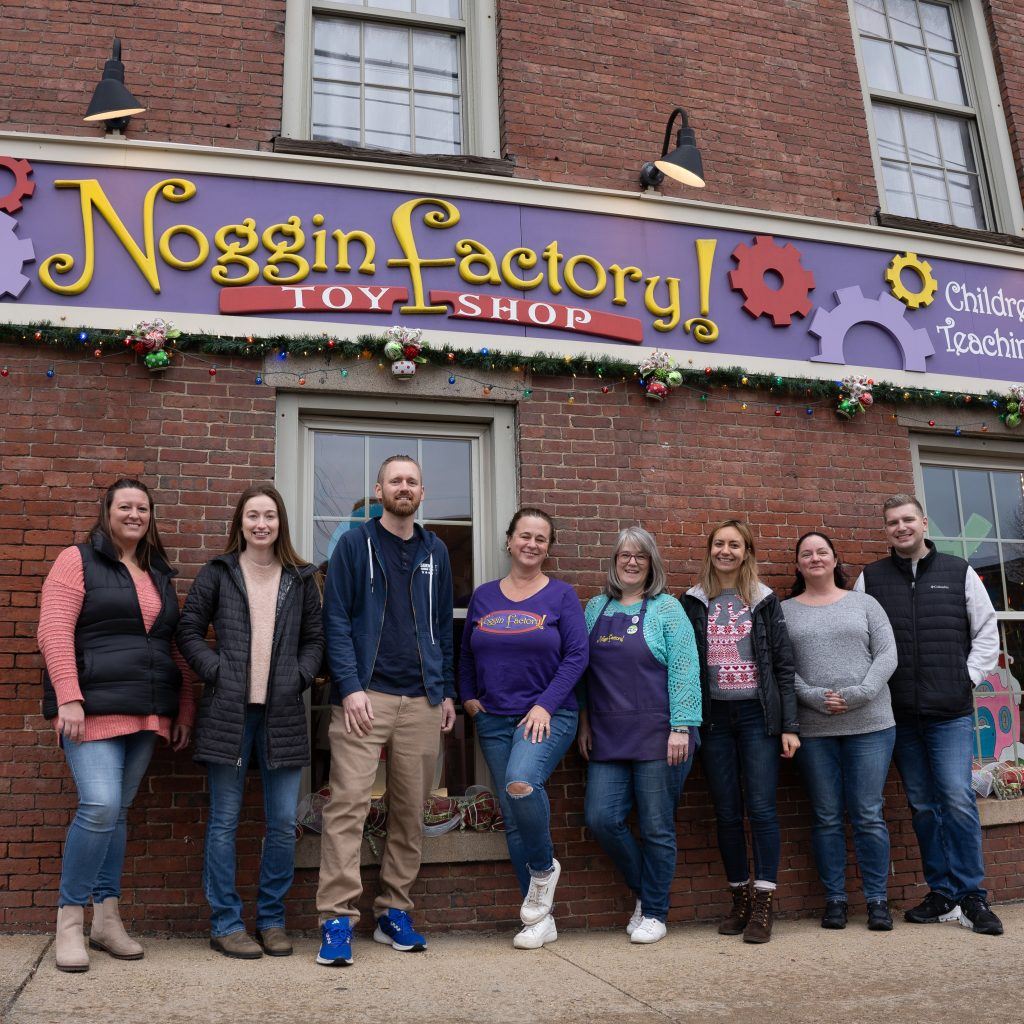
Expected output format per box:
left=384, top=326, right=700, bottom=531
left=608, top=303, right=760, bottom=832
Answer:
left=83, top=40, right=145, bottom=123
left=654, top=126, right=705, bottom=188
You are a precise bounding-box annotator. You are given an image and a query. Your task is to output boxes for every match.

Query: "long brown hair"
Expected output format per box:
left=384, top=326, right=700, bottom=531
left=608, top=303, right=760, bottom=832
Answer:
left=92, top=478, right=170, bottom=572
left=224, top=485, right=308, bottom=570
left=697, top=519, right=761, bottom=610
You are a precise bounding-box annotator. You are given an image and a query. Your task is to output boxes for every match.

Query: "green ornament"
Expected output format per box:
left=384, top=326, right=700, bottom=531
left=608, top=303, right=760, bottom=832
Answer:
left=1007, top=413, right=1022, bottom=429
left=1009, top=400, right=1020, bottom=414
left=383, top=340, right=404, bottom=360
left=666, top=370, right=683, bottom=388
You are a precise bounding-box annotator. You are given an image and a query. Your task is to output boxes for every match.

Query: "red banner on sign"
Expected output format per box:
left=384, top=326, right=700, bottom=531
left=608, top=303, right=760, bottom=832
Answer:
left=428, top=291, right=643, bottom=343
left=219, top=284, right=409, bottom=315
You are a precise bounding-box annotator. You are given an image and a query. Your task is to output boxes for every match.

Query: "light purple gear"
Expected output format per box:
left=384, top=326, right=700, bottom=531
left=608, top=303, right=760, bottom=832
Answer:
left=808, top=286, right=934, bottom=372
left=0, top=212, right=34, bottom=299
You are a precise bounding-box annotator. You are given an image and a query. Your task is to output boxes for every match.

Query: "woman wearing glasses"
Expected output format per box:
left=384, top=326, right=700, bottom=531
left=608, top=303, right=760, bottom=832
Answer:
left=578, top=527, right=701, bottom=944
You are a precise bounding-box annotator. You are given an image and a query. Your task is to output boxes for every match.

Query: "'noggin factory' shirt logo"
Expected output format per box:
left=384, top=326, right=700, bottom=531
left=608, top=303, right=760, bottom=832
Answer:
left=476, top=611, right=547, bottom=635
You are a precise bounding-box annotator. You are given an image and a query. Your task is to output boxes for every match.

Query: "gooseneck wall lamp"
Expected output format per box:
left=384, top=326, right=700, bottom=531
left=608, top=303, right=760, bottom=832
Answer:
left=83, top=38, right=146, bottom=133
left=639, top=107, right=705, bottom=190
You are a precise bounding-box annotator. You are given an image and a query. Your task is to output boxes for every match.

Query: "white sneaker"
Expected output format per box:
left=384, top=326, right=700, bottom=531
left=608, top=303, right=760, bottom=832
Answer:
left=630, top=917, right=667, bottom=944
left=520, top=859, right=561, bottom=925
left=625, top=899, right=644, bottom=936
left=513, top=915, right=557, bottom=949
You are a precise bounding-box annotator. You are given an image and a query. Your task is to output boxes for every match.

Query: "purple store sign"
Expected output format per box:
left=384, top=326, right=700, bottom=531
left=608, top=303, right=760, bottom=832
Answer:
left=2, top=156, right=1024, bottom=383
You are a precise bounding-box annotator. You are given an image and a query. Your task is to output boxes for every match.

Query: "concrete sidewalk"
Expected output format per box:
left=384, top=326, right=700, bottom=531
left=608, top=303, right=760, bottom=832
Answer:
left=3, top=904, right=1018, bottom=1024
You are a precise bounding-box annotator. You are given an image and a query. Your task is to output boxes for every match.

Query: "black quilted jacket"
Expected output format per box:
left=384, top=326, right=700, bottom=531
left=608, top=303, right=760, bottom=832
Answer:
left=176, top=554, right=325, bottom=768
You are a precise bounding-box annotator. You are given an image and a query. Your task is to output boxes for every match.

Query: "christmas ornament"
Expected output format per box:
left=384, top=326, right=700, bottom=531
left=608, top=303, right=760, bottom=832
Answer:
left=144, top=349, right=171, bottom=371
left=1001, top=385, right=1024, bottom=428
left=384, top=325, right=428, bottom=380
left=836, top=375, right=874, bottom=419
left=638, top=350, right=683, bottom=401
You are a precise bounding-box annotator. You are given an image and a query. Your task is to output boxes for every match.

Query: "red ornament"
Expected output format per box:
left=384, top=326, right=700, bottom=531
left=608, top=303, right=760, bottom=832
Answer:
left=704, top=367, right=713, bottom=376
left=327, top=339, right=335, bottom=348
left=0, top=367, right=8, bottom=377
left=859, top=392, right=873, bottom=406
left=93, top=349, right=102, bottom=358
left=601, top=385, right=610, bottom=394
left=928, top=420, right=936, bottom=427
left=34, top=331, right=41, bottom=341
left=298, top=377, right=306, bottom=386
left=774, top=407, right=782, bottom=416
left=447, top=352, right=456, bottom=363
left=645, top=380, right=670, bottom=400
left=209, top=367, right=217, bottom=377
left=403, top=343, right=421, bottom=359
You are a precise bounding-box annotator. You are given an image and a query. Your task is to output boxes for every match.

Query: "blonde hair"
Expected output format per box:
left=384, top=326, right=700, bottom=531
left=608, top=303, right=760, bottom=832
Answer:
left=697, top=519, right=761, bottom=610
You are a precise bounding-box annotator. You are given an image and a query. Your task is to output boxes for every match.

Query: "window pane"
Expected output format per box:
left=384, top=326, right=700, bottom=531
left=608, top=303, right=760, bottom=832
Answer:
left=1004, top=544, right=1024, bottom=611
left=895, top=44, right=933, bottom=99
left=903, top=108, right=941, bottom=163
left=369, top=0, right=414, bottom=11
left=430, top=522, right=474, bottom=608
left=921, top=1, right=955, bottom=48
left=930, top=50, right=967, bottom=104
left=855, top=0, right=888, bottom=36
left=364, top=85, right=411, bottom=149
left=882, top=160, right=916, bottom=215
left=421, top=439, right=471, bottom=519
left=314, top=18, right=361, bottom=83
left=969, top=541, right=1004, bottom=611
left=417, top=0, right=462, bottom=16
left=938, top=116, right=976, bottom=172
left=874, top=103, right=906, bottom=160
left=369, top=436, right=420, bottom=481
left=312, top=81, right=361, bottom=144
left=932, top=538, right=964, bottom=557
left=416, top=93, right=462, bottom=151
left=958, top=470, right=997, bottom=539
left=923, top=465, right=961, bottom=535
left=889, top=0, right=923, bottom=45
left=994, top=471, right=1024, bottom=540
left=862, top=37, right=899, bottom=91
left=948, top=172, right=984, bottom=229
left=913, top=168, right=951, bottom=221
left=365, top=24, right=410, bottom=87
left=314, top=432, right=366, bottom=519
left=413, top=30, right=460, bottom=94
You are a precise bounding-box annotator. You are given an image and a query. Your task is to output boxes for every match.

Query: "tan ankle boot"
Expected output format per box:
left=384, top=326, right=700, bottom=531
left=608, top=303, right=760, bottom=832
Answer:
left=90, top=897, right=144, bottom=960
left=55, top=905, right=89, bottom=972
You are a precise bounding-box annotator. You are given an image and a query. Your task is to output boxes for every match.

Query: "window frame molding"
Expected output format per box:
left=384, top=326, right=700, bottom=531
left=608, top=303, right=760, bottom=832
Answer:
left=282, top=0, right=501, bottom=159
left=847, top=0, right=1024, bottom=236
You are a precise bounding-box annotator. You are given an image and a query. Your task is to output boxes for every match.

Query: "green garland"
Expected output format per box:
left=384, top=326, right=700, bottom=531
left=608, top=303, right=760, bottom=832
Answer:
left=0, top=319, right=1011, bottom=412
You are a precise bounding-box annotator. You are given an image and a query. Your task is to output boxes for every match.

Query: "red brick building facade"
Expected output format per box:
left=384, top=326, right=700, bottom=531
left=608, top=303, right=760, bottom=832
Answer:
left=3, top=0, right=1024, bottom=933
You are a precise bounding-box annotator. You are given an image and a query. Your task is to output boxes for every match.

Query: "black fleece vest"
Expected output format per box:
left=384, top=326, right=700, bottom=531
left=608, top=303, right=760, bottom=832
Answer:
left=862, top=546, right=971, bottom=720
left=42, top=537, right=181, bottom=719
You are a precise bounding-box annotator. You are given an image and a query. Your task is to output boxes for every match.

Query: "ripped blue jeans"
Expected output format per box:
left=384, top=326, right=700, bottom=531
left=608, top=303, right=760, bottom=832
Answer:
left=473, top=708, right=578, bottom=895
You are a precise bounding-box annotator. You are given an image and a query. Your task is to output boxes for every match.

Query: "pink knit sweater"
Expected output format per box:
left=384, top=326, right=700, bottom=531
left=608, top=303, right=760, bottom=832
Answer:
left=38, top=546, right=197, bottom=742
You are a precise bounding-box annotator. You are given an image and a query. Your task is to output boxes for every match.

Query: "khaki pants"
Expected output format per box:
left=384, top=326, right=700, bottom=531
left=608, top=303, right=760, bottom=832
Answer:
left=317, top=692, right=441, bottom=923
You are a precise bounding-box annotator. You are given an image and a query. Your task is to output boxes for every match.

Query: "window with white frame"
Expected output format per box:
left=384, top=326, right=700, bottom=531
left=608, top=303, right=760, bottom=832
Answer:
left=851, top=0, right=1000, bottom=230
left=919, top=458, right=1024, bottom=764
left=284, top=0, right=500, bottom=157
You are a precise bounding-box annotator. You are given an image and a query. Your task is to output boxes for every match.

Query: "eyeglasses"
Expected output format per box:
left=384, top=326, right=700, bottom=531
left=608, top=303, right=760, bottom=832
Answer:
left=617, top=552, right=650, bottom=564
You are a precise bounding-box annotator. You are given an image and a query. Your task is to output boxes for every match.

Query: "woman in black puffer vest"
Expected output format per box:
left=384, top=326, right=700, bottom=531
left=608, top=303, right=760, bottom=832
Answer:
left=177, top=485, right=323, bottom=960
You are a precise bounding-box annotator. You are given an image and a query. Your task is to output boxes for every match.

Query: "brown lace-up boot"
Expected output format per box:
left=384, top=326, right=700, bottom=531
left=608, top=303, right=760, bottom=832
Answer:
left=743, top=887, right=774, bottom=943
left=718, top=884, right=752, bottom=935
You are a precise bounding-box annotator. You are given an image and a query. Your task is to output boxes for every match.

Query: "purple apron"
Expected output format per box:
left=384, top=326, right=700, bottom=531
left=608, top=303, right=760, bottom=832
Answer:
left=586, top=598, right=671, bottom=762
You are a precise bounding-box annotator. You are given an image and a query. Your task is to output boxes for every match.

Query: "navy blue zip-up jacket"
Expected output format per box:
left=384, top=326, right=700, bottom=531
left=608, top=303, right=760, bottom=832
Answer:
left=324, top=518, right=455, bottom=706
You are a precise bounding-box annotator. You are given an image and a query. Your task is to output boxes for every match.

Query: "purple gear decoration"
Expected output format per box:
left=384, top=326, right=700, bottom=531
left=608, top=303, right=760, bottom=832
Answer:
left=808, top=286, right=934, bottom=372
left=0, top=212, right=35, bottom=299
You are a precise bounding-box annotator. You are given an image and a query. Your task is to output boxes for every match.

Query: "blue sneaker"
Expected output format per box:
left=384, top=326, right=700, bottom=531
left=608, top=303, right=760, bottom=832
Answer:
left=373, top=909, right=427, bottom=951
left=316, top=916, right=353, bottom=966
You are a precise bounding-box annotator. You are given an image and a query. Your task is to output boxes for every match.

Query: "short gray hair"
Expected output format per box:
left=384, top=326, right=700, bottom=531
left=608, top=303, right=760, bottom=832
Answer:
left=605, top=526, right=667, bottom=600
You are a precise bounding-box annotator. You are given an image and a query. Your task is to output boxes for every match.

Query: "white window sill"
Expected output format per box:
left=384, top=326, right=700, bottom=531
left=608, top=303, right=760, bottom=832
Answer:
left=978, top=798, right=1024, bottom=828
left=295, top=830, right=508, bottom=869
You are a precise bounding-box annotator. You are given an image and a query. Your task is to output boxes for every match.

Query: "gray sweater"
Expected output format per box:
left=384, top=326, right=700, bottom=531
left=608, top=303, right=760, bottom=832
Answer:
left=781, top=591, right=898, bottom=737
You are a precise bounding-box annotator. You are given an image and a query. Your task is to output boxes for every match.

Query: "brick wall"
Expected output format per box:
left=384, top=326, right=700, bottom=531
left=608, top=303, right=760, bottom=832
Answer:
left=4, top=346, right=1023, bottom=934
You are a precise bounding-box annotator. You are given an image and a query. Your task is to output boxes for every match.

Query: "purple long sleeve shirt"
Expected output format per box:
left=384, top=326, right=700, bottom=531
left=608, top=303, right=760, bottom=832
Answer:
left=458, top=578, right=589, bottom=716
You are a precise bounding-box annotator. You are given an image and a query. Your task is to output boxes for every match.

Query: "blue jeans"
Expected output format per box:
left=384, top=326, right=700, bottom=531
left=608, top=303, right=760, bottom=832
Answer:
left=59, top=731, right=156, bottom=907
left=585, top=743, right=697, bottom=922
left=893, top=714, right=986, bottom=901
left=798, top=728, right=895, bottom=903
left=700, top=699, right=781, bottom=885
left=204, top=706, right=302, bottom=937
left=473, top=708, right=578, bottom=895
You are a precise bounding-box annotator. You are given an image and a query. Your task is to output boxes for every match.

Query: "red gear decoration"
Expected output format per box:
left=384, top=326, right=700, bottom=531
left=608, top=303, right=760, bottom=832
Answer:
left=728, top=235, right=815, bottom=327
left=0, top=157, right=35, bottom=214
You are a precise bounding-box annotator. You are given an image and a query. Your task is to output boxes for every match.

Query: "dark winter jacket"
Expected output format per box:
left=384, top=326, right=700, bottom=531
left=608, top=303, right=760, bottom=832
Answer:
left=42, top=531, right=182, bottom=720
left=324, top=518, right=455, bottom=706
left=176, top=554, right=325, bottom=768
left=682, top=583, right=799, bottom=735
left=862, top=541, right=972, bottom=720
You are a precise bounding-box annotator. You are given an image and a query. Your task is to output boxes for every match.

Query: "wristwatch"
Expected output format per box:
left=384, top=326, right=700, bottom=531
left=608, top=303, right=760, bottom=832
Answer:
left=670, top=726, right=688, bottom=734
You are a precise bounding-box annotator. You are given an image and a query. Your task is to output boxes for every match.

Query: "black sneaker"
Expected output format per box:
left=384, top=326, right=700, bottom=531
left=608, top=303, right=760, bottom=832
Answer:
left=821, top=901, right=848, bottom=929
left=959, top=894, right=1004, bottom=936
left=866, top=901, right=893, bottom=931
left=903, top=891, right=960, bottom=924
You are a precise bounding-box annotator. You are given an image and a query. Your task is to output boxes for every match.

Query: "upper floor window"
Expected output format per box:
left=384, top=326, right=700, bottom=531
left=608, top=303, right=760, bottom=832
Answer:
left=853, top=0, right=992, bottom=229
left=283, top=0, right=500, bottom=158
